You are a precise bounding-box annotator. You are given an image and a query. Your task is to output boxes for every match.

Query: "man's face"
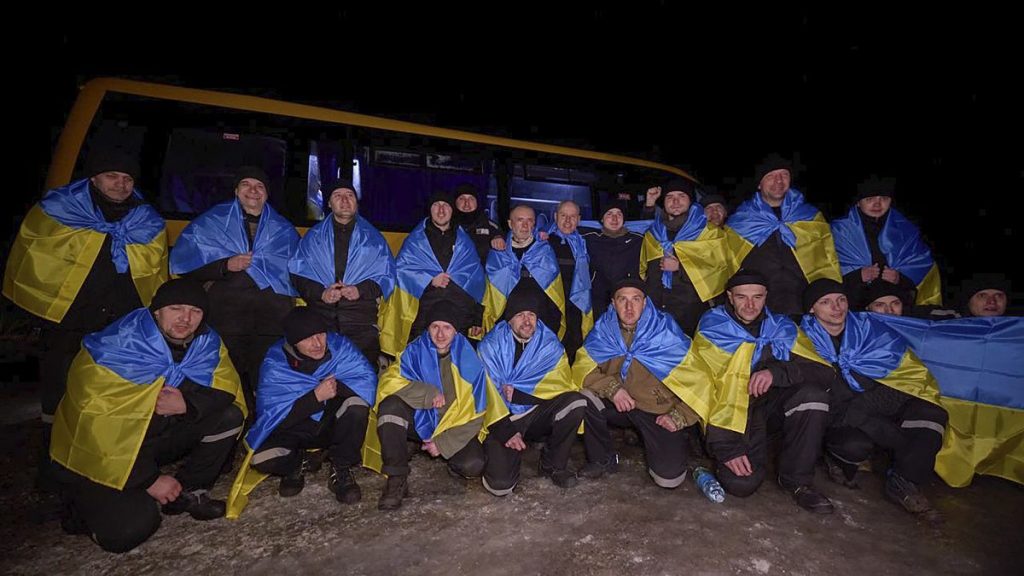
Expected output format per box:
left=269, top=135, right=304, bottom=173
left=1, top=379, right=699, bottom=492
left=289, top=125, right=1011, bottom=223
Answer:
left=295, top=332, right=327, bottom=360
left=428, top=321, right=456, bottom=352
left=727, top=284, right=768, bottom=324
left=430, top=201, right=453, bottom=228
left=91, top=171, right=134, bottom=203
left=329, top=187, right=358, bottom=222
left=857, top=195, right=892, bottom=219
left=601, top=208, right=624, bottom=232
left=508, top=206, right=536, bottom=242
left=968, top=289, right=1008, bottom=317
left=759, top=169, right=791, bottom=203
left=705, top=203, right=727, bottom=227
left=811, top=293, right=849, bottom=331
left=867, top=295, right=903, bottom=316
left=235, top=178, right=268, bottom=216
left=613, top=287, right=646, bottom=326
left=456, top=193, right=478, bottom=213
left=154, top=305, right=204, bottom=340
left=663, top=190, right=691, bottom=217
left=509, top=310, right=537, bottom=340
left=556, top=203, right=580, bottom=235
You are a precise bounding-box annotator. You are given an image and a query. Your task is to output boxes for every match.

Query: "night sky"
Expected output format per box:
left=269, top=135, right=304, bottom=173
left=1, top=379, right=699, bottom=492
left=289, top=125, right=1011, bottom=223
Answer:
left=15, top=5, right=1023, bottom=302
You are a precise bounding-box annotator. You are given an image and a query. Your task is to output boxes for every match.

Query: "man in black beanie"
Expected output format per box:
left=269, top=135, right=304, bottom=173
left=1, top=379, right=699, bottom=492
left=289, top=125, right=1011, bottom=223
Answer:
left=452, top=183, right=504, bottom=263
left=959, top=273, right=1012, bottom=317
left=243, top=306, right=377, bottom=505
left=582, top=192, right=645, bottom=320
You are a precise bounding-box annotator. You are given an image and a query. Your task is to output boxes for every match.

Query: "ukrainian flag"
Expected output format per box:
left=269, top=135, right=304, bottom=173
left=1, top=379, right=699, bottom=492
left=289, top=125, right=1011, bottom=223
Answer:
left=483, top=234, right=566, bottom=337
left=227, top=332, right=377, bottom=518
left=50, top=308, right=244, bottom=490
left=362, top=332, right=507, bottom=472
left=831, top=205, right=941, bottom=305
left=872, top=315, right=1024, bottom=487
left=693, top=306, right=829, bottom=433
left=288, top=214, right=395, bottom=300
left=727, top=189, right=841, bottom=283
left=639, top=207, right=738, bottom=303
left=572, top=300, right=712, bottom=422
left=379, top=219, right=484, bottom=356
left=4, top=179, right=168, bottom=322
left=478, top=320, right=573, bottom=414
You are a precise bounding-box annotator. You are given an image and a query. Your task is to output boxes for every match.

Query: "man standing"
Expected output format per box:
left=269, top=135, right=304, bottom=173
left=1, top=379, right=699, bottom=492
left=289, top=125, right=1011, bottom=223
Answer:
left=546, top=200, right=593, bottom=361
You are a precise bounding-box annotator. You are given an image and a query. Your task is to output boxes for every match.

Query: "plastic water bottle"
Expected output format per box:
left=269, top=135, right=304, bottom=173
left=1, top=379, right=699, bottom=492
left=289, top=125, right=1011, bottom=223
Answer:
left=693, top=466, right=725, bottom=503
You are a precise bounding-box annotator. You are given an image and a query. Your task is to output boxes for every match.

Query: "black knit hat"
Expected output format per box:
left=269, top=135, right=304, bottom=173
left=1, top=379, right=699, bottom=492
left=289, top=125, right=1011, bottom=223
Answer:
left=85, top=148, right=141, bottom=180
left=861, top=281, right=910, bottom=310
left=284, top=307, right=330, bottom=347
left=421, top=300, right=460, bottom=331
left=234, top=166, right=270, bottom=190
left=855, top=175, right=896, bottom=201
left=427, top=190, right=455, bottom=212
left=454, top=183, right=480, bottom=200
left=702, top=193, right=727, bottom=208
left=802, top=278, right=846, bottom=312
left=613, top=276, right=647, bottom=297
left=599, top=191, right=629, bottom=221
left=322, top=177, right=357, bottom=211
left=503, top=284, right=543, bottom=321
left=150, top=279, right=209, bottom=316
left=958, top=273, right=1011, bottom=313
left=726, top=269, right=770, bottom=291
left=754, top=153, right=794, bottom=182
left=658, top=178, right=696, bottom=208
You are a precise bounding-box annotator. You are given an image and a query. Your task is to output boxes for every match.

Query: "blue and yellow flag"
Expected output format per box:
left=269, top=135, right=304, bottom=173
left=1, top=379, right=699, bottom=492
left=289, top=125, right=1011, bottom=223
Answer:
left=288, top=215, right=395, bottom=298
left=478, top=320, right=573, bottom=414
left=639, top=207, right=738, bottom=302
left=50, top=308, right=244, bottom=490
left=546, top=225, right=595, bottom=337
left=483, top=234, right=566, bottom=336
left=362, top=332, right=508, bottom=472
left=226, top=332, right=377, bottom=518
left=170, top=200, right=299, bottom=296
left=379, top=219, right=485, bottom=355
left=694, top=306, right=829, bottom=433
left=572, top=300, right=712, bottom=422
left=3, top=179, right=168, bottom=323
left=830, top=205, right=941, bottom=305
left=872, top=315, right=1024, bottom=487
left=727, top=189, right=841, bottom=283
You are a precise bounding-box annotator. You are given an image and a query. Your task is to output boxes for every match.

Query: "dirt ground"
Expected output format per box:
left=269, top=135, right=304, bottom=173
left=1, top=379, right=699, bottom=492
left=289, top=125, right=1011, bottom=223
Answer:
left=1, top=379, right=1020, bottom=576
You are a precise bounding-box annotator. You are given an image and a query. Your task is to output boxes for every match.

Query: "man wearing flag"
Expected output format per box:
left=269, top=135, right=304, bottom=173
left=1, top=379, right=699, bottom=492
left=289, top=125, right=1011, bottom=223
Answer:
left=379, top=191, right=484, bottom=357
left=545, top=200, right=594, bottom=361
left=50, top=279, right=245, bottom=552
left=695, top=270, right=834, bottom=513
left=290, top=177, right=395, bottom=365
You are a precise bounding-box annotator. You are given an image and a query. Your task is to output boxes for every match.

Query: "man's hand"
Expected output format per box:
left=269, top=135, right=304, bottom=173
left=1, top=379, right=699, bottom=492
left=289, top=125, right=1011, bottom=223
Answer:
left=861, top=264, right=881, bottom=282
left=468, top=326, right=484, bottom=339
left=314, top=376, right=338, bottom=402
left=431, top=272, right=452, bottom=288
left=322, top=282, right=344, bottom=304
left=505, top=432, right=527, bottom=451
left=660, top=255, right=680, bottom=272
left=227, top=253, right=253, bottom=272
left=147, top=474, right=182, bottom=505
left=490, top=236, right=507, bottom=251
left=155, top=386, right=187, bottom=416
left=655, top=413, right=679, bottom=432
left=611, top=388, right=636, bottom=413
left=338, top=285, right=360, bottom=301
left=501, top=384, right=515, bottom=403
left=645, top=186, right=662, bottom=208
left=723, top=455, right=753, bottom=477
left=538, top=231, right=550, bottom=241
left=431, top=394, right=446, bottom=409
left=881, top=267, right=900, bottom=284
left=421, top=440, right=441, bottom=457
left=748, top=369, right=774, bottom=398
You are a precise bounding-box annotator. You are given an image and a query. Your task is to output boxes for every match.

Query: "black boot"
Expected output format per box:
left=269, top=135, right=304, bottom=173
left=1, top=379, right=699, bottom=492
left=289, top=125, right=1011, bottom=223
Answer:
left=377, top=475, right=409, bottom=511
left=161, top=489, right=226, bottom=520
left=328, top=465, right=361, bottom=505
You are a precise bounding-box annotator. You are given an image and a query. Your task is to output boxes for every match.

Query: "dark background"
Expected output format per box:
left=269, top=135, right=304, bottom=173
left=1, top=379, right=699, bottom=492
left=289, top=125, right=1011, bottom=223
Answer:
left=11, top=4, right=1023, bottom=303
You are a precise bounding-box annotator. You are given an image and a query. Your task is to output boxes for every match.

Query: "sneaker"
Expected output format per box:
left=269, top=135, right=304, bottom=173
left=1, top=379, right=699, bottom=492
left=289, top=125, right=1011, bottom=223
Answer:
left=539, top=460, right=578, bottom=489
left=885, top=470, right=944, bottom=524
left=161, top=489, right=226, bottom=520
left=377, top=475, right=409, bottom=511
left=579, top=455, right=619, bottom=480
left=824, top=452, right=860, bottom=489
left=779, top=477, right=834, bottom=514
left=328, top=465, right=362, bottom=505
left=278, top=466, right=306, bottom=498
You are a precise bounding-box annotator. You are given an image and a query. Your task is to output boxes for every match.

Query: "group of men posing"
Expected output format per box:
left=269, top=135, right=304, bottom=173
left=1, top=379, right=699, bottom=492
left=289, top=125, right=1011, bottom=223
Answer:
left=3, top=150, right=1012, bottom=553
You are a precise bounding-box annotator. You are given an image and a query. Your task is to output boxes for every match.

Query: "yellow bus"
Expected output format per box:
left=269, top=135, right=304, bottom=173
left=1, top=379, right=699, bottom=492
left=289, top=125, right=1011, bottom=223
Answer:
left=49, top=77, right=696, bottom=251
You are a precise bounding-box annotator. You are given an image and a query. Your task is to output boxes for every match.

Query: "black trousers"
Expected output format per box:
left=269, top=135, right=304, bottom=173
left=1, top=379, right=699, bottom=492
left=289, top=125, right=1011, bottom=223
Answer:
left=61, top=403, right=243, bottom=553
left=591, top=396, right=690, bottom=488
left=221, top=333, right=278, bottom=416
left=562, top=303, right=584, bottom=364
left=251, top=393, right=370, bottom=475
left=376, top=396, right=485, bottom=478
left=827, top=387, right=947, bottom=485
left=706, top=385, right=830, bottom=496
left=482, top=392, right=588, bottom=494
